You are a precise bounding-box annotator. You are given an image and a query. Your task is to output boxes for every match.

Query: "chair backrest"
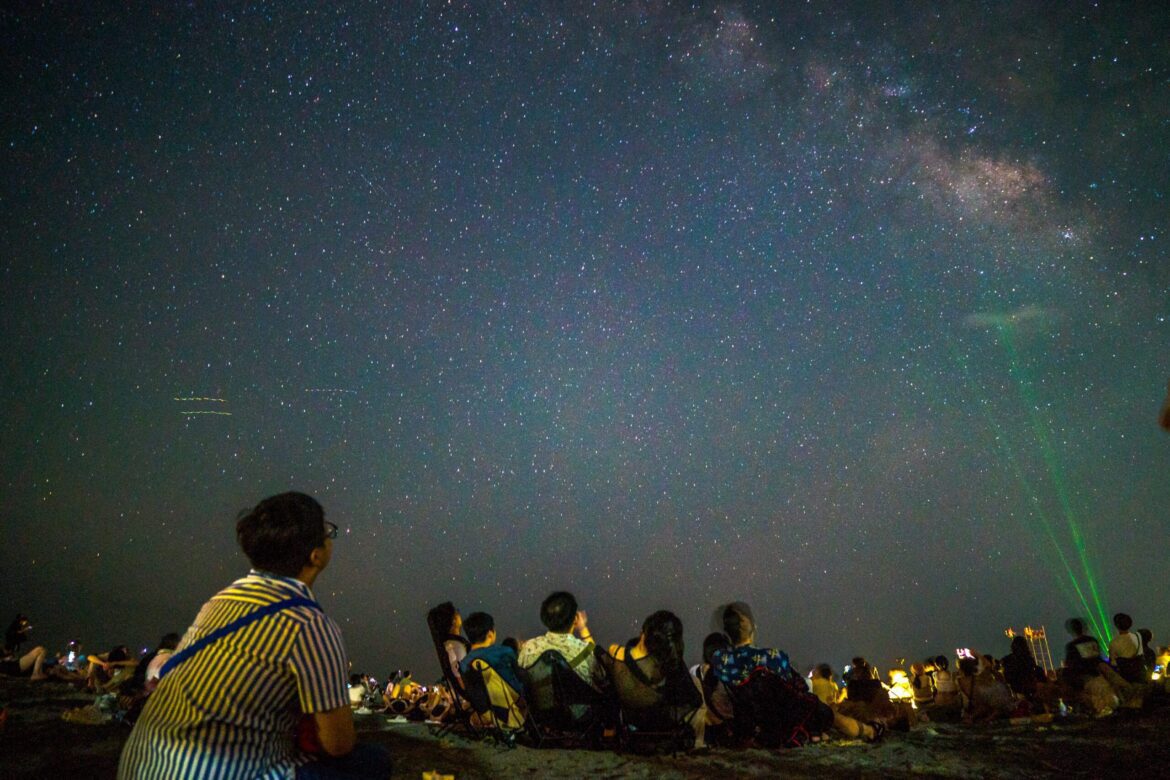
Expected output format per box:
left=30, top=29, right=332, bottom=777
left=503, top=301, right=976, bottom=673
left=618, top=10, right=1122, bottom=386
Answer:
left=520, top=649, right=603, bottom=733
left=425, top=617, right=472, bottom=716
left=465, top=658, right=526, bottom=730
left=599, top=645, right=700, bottom=748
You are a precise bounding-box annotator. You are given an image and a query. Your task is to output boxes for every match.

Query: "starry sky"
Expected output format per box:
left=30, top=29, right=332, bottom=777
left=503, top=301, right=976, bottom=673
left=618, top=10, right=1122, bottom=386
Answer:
left=2, top=2, right=1168, bottom=680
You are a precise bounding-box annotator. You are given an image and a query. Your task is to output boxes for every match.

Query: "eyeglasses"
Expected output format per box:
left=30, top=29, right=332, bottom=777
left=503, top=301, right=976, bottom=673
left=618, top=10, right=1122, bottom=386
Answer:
left=324, top=521, right=339, bottom=540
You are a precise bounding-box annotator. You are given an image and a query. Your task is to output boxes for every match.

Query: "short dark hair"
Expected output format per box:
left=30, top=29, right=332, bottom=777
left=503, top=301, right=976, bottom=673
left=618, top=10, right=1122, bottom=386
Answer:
left=236, top=492, right=327, bottom=577
left=540, top=591, right=578, bottom=633
left=1065, top=617, right=1086, bottom=636
left=464, top=612, right=495, bottom=644
left=159, top=632, right=181, bottom=651
left=934, top=655, right=949, bottom=670
left=1113, top=612, right=1133, bottom=631
left=722, top=602, right=754, bottom=645
left=702, top=632, right=731, bottom=665
left=816, top=663, right=833, bottom=679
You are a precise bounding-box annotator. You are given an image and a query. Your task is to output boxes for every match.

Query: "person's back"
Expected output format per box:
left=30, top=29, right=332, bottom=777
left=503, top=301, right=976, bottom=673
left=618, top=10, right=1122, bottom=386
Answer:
left=1107, top=613, right=1145, bottom=683
left=1001, top=638, right=1043, bottom=699
left=933, top=656, right=959, bottom=707
left=460, top=612, right=524, bottom=696
left=1063, top=619, right=1103, bottom=688
left=118, top=492, right=391, bottom=780
left=910, top=662, right=935, bottom=706
left=517, top=591, right=601, bottom=689
left=810, top=664, right=839, bottom=707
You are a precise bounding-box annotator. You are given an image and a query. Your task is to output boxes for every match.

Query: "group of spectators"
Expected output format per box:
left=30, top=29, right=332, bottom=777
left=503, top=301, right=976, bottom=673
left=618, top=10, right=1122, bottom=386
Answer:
left=403, top=594, right=1170, bottom=749
left=2, top=616, right=180, bottom=698
left=5, top=489, right=1169, bottom=780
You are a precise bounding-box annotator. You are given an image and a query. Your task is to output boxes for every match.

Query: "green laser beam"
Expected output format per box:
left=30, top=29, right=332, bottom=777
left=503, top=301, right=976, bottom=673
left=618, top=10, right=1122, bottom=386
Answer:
left=995, top=326, right=1111, bottom=643
left=950, top=345, right=1101, bottom=633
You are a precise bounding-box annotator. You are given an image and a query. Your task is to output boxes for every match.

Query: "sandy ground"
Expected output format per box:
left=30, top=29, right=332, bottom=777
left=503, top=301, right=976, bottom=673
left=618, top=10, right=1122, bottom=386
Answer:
left=2, top=677, right=1168, bottom=778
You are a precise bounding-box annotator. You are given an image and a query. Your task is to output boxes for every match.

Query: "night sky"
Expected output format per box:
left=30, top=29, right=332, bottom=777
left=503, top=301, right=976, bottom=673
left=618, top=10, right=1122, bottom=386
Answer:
left=2, top=2, right=1168, bottom=681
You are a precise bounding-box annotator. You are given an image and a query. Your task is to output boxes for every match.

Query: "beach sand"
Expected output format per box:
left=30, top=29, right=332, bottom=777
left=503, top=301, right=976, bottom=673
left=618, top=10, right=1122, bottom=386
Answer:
left=3, top=677, right=1167, bottom=778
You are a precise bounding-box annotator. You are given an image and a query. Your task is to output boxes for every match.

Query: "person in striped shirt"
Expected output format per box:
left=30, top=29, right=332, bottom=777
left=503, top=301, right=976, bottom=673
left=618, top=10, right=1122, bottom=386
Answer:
left=118, top=492, right=392, bottom=779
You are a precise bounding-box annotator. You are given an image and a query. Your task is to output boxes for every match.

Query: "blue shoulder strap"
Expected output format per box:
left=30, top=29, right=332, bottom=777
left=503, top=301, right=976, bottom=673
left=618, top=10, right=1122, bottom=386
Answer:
left=159, top=595, right=319, bottom=680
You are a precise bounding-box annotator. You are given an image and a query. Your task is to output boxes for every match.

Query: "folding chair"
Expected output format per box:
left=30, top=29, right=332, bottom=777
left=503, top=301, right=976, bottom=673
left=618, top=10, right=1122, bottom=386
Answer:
left=519, top=649, right=608, bottom=748
left=598, top=645, right=701, bottom=754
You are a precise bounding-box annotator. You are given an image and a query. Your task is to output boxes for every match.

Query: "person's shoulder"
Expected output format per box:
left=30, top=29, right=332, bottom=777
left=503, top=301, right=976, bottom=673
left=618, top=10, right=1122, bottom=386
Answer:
left=517, top=634, right=548, bottom=661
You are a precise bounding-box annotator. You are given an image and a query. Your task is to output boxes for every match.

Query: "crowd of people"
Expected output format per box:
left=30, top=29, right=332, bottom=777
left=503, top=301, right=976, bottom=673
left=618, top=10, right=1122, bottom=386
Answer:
left=370, top=594, right=1165, bottom=753
left=3, top=487, right=1168, bottom=779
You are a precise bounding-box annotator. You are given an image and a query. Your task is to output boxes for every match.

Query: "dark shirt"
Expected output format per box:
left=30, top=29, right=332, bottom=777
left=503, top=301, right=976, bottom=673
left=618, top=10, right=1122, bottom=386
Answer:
left=1000, top=652, right=1044, bottom=696
left=460, top=644, right=524, bottom=695
left=1064, top=635, right=1103, bottom=682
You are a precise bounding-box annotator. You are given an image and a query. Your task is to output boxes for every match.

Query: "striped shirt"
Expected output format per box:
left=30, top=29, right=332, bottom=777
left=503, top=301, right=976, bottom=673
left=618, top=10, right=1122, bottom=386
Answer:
left=118, top=571, right=349, bottom=780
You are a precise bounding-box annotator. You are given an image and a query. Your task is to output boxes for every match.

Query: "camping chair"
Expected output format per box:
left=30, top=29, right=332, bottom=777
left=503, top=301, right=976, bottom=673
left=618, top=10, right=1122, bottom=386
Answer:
left=425, top=618, right=478, bottom=738
left=461, top=657, right=528, bottom=747
left=598, top=644, right=701, bottom=754
left=519, top=649, right=608, bottom=748
left=728, top=666, right=828, bottom=749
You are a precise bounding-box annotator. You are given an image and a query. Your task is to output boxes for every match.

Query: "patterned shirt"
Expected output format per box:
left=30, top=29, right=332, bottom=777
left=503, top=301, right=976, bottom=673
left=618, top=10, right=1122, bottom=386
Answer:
left=517, top=631, right=600, bottom=688
left=118, top=571, right=349, bottom=780
left=711, top=644, right=796, bottom=686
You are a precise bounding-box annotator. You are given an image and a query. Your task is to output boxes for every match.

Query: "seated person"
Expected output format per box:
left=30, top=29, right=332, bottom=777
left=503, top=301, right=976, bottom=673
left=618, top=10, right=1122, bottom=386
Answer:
left=604, top=610, right=702, bottom=743
left=932, top=656, right=959, bottom=707
left=4, top=615, right=32, bottom=655
left=692, top=632, right=735, bottom=744
left=1063, top=617, right=1119, bottom=714
left=1139, top=630, right=1156, bottom=677
left=518, top=591, right=603, bottom=690
left=956, top=656, right=1016, bottom=722
left=711, top=602, right=880, bottom=743
left=460, top=612, right=524, bottom=696
left=1107, top=613, right=1146, bottom=683
left=120, top=633, right=181, bottom=700
left=844, top=656, right=883, bottom=704
left=910, top=662, right=935, bottom=708
left=811, top=664, right=840, bottom=707
left=0, top=643, right=49, bottom=681
left=427, top=602, right=469, bottom=685
left=1001, top=636, right=1046, bottom=702
left=606, top=610, right=696, bottom=704
left=886, top=668, right=914, bottom=703
left=86, top=646, right=137, bottom=692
